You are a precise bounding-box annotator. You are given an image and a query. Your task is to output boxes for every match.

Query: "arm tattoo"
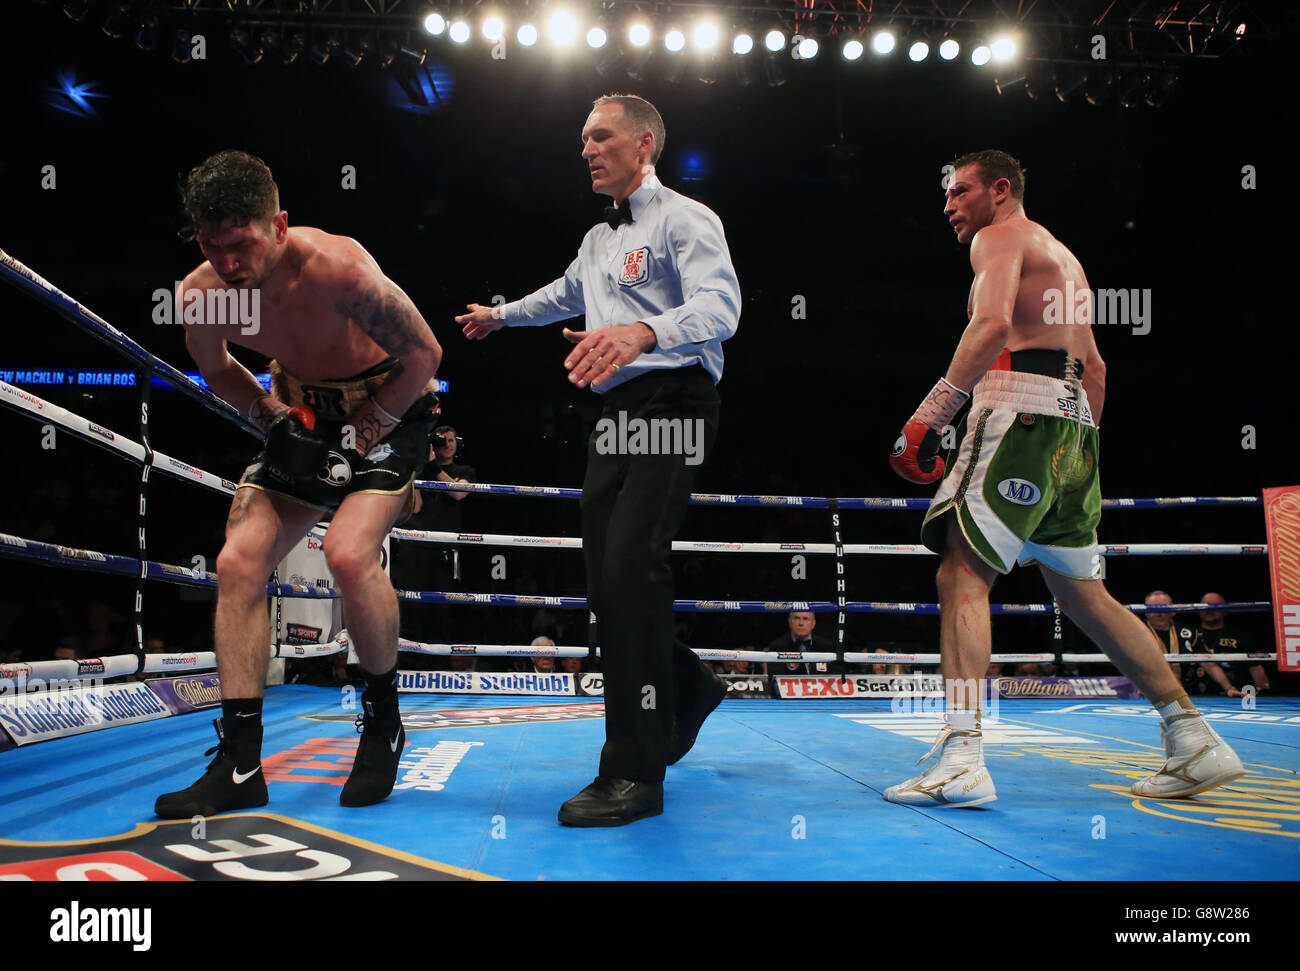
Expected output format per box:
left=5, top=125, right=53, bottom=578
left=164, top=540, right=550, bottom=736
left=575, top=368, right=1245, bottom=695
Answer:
left=335, top=276, right=430, bottom=358
left=353, top=410, right=390, bottom=454
left=249, top=394, right=286, bottom=433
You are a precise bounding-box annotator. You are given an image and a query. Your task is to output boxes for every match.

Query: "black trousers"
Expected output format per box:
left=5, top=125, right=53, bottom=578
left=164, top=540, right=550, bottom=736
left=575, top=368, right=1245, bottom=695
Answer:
left=581, top=365, right=721, bottom=782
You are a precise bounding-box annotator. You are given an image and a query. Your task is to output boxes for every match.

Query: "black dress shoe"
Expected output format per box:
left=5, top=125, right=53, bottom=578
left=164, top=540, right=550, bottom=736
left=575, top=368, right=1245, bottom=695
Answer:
left=558, top=777, right=664, bottom=827
left=668, top=668, right=728, bottom=765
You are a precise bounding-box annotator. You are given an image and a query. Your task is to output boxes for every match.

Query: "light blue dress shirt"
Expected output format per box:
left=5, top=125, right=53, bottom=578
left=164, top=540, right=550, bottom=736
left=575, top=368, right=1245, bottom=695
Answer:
left=500, top=173, right=741, bottom=392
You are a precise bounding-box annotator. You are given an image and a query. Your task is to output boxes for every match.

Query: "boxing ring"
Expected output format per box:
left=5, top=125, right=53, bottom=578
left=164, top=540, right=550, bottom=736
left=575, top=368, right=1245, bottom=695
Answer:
left=1, top=247, right=1297, bottom=882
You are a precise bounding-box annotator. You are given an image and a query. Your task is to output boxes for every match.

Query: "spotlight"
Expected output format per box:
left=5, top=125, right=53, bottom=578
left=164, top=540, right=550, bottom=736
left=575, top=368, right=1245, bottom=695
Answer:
left=282, top=31, right=305, bottom=65
left=699, top=52, right=721, bottom=84
left=229, top=28, right=263, bottom=65
left=994, top=74, right=1026, bottom=96
left=764, top=29, right=785, bottom=53
left=842, top=38, right=863, bottom=61
left=795, top=37, right=818, bottom=60
left=518, top=24, right=538, bottom=46
left=628, top=23, right=651, bottom=47
left=310, top=33, right=340, bottom=65
left=1144, top=71, right=1177, bottom=108
left=665, top=29, right=685, bottom=52
left=375, top=37, right=397, bottom=68
left=596, top=44, right=626, bottom=77
left=990, top=36, right=1017, bottom=61
left=548, top=13, right=577, bottom=45
left=764, top=52, right=785, bottom=86
left=970, top=44, right=991, bottom=66
left=908, top=41, right=929, bottom=62
left=170, top=28, right=192, bottom=63
left=134, top=16, right=159, bottom=52
left=1055, top=69, right=1087, bottom=102
left=626, top=44, right=652, bottom=80
left=423, top=13, right=446, bottom=36
left=587, top=26, right=607, bottom=49
left=483, top=17, right=504, bottom=41
left=1084, top=65, right=1114, bottom=105
left=694, top=22, right=718, bottom=50
left=732, top=32, right=753, bottom=56
left=1118, top=74, right=1146, bottom=109
left=101, top=3, right=131, bottom=39
left=449, top=21, right=471, bottom=44
left=872, top=31, right=895, bottom=55
left=62, top=1, right=90, bottom=24
left=938, top=38, right=959, bottom=60
left=733, top=60, right=755, bottom=85
left=399, top=43, right=426, bottom=65
left=1024, top=64, right=1053, bottom=101
left=341, top=35, right=373, bottom=67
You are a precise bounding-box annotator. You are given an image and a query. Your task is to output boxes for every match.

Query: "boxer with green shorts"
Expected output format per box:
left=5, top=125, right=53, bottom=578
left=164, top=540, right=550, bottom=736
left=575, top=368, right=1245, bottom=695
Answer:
left=920, top=348, right=1101, bottom=580
left=882, top=149, right=1242, bottom=810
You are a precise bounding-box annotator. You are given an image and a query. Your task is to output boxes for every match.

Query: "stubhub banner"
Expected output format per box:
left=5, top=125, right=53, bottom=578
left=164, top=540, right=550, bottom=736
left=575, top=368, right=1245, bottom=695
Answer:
left=0, top=681, right=171, bottom=746
left=399, top=670, right=575, bottom=696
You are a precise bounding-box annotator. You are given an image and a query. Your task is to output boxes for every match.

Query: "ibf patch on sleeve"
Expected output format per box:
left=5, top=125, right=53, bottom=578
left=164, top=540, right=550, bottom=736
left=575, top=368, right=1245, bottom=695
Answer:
left=619, top=247, right=651, bottom=287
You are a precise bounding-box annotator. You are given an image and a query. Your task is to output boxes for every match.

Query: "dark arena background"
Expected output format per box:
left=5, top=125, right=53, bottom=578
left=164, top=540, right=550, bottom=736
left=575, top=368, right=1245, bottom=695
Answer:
left=0, top=0, right=1296, bottom=917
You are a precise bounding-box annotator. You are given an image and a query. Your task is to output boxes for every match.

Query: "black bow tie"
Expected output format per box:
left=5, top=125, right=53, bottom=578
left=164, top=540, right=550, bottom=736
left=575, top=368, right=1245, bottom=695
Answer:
left=603, top=198, right=633, bottom=230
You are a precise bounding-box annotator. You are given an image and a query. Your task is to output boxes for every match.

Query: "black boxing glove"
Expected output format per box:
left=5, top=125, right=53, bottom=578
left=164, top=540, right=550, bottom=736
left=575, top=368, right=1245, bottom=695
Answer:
left=262, top=406, right=328, bottom=487
left=382, top=391, right=442, bottom=474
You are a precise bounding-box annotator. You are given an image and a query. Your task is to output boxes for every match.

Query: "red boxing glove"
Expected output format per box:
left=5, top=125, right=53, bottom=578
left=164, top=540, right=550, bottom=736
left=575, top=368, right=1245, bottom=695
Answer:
left=889, top=377, right=970, bottom=485
left=288, top=405, right=316, bottom=432
left=890, top=419, right=945, bottom=484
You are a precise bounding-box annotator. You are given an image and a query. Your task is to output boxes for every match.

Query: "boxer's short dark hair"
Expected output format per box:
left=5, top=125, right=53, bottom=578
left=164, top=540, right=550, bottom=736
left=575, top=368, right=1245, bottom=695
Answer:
left=180, top=150, right=280, bottom=241
left=952, top=149, right=1026, bottom=200
left=593, top=94, right=666, bottom=164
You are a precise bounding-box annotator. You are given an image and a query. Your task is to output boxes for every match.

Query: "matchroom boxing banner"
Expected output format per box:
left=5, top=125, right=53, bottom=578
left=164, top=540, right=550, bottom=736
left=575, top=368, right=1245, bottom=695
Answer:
left=1263, top=485, right=1300, bottom=672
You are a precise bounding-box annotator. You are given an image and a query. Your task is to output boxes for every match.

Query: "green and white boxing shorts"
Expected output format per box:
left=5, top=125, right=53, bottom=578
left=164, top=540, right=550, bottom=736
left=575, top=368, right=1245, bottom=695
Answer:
left=920, top=363, right=1102, bottom=579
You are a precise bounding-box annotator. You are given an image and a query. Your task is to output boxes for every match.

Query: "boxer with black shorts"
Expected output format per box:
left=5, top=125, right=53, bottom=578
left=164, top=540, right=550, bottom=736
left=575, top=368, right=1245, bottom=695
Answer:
left=154, top=151, right=442, bottom=817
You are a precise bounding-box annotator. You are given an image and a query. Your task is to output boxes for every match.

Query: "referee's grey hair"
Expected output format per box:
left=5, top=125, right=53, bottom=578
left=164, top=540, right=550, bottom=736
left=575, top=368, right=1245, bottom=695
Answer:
left=593, top=94, right=665, bottom=165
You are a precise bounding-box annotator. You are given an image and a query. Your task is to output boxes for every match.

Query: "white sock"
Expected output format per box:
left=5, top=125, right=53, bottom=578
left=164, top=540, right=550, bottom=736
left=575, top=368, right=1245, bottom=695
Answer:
left=945, top=709, right=977, bottom=732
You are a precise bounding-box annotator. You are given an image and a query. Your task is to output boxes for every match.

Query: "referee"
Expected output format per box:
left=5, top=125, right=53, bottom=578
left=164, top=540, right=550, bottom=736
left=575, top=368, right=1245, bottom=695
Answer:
left=457, top=94, right=741, bottom=826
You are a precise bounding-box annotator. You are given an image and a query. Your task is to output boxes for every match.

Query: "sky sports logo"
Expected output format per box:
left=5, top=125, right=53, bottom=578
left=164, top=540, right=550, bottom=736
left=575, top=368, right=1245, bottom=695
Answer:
left=49, top=901, right=151, bottom=951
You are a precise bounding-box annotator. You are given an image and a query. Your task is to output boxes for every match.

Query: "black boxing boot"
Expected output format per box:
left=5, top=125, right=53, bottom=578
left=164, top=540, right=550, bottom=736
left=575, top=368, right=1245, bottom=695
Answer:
left=340, top=668, right=406, bottom=807
left=154, top=712, right=267, bottom=818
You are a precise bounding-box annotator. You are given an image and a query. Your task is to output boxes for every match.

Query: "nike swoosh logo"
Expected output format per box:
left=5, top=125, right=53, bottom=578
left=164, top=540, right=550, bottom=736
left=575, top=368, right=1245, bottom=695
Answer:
left=232, top=766, right=260, bottom=784
left=389, top=732, right=401, bottom=753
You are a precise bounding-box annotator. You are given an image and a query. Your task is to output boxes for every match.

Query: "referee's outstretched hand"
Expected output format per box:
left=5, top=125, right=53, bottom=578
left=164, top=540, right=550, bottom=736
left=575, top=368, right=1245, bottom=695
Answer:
left=457, top=303, right=506, bottom=339
left=563, top=323, right=656, bottom=389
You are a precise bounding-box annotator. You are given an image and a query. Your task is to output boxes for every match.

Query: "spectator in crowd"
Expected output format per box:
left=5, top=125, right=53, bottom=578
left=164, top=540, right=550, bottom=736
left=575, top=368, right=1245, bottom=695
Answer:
left=398, top=426, right=477, bottom=646
left=561, top=656, right=583, bottom=675
left=721, top=659, right=753, bottom=676
left=53, top=636, right=80, bottom=662
left=985, top=661, right=1003, bottom=678
left=136, top=635, right=168, bottom=681
left=1191, top=591, right=1267, bottom=697
left=1140, top=590, right=1198, bottom=685
left=82, top=600, right=126, bottom=657
left=764, top=611, right=832, bottom=675
left=528, top=636, right=556, bottom=674
left=1012, top=662, right=1048, bottom=677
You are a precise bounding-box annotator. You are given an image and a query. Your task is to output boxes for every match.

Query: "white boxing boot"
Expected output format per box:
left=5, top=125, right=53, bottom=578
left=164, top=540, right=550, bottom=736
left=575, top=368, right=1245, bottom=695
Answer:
left=884, top=714, right=996, bottom=808
left=1133, top=712, right=1245, bottom=798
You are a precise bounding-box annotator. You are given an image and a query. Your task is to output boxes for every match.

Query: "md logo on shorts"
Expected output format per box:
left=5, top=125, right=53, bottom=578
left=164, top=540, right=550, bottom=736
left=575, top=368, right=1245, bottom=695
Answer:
left=619, top=247, right=650, bottom=287
left=997, top=477, right=1042, bottom=506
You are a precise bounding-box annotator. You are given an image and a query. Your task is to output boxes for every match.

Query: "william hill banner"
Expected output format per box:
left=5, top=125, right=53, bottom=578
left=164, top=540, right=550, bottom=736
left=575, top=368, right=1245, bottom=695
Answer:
left=1263, top=485, right=1300, bottom=672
